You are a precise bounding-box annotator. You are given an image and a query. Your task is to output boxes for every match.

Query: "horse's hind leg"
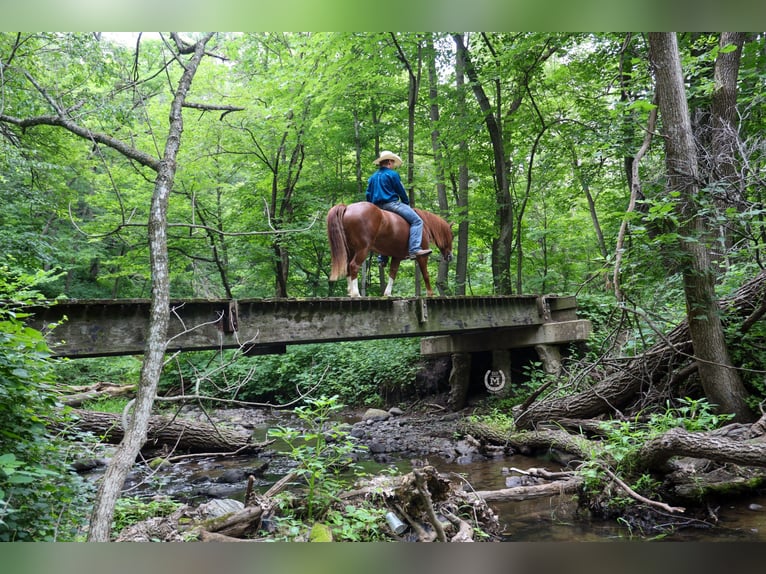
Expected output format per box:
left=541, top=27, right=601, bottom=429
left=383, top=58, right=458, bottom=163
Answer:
left=384, top=259, right=402, bottom=297
left=347, top=276, right=361, bottom=297
left=345, top=249, right=368, bottom=297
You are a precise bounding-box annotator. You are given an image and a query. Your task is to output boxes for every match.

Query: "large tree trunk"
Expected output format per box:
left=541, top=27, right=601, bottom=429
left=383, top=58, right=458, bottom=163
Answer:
left=453, top=35, right=470, bottom=296
left=647, top=32, right=753, bottom=422
left=87, top=34, right=216, bottom=541
left=452, top=33, right=513, bottom=294
left=391, top=33, right=423, bottom=294
left=426, top=35, right=451, bottom=296
left=514, top=271, right=766, bottom=429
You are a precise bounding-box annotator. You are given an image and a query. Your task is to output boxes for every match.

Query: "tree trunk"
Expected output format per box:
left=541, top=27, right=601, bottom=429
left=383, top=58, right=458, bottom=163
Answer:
left=633, top=426, right=766, bottom=472
left=453, top=33, right=513, bottom=294
left=390, top=33, right=423, bottom=294
left=647, top=32, right=753, bottom=422
left=613, top=99, right=658, bottom=301
left=57, top=409, right=262, bottom=454
left=710, top=32, right=745, bottom=195
left=709, top=33, right=746, bottom=260
left=426, top=35, right=451, bottom=296
left=453, top=36, right=470, bottom=296
left=87, top=34, right=215, bottom=541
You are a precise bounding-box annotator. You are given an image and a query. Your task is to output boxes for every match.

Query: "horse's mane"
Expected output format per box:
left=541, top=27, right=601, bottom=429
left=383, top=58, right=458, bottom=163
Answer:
left=415, top=208, right=453, bottom=250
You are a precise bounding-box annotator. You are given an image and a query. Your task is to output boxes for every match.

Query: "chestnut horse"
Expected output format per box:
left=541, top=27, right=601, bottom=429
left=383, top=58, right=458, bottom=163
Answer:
left=327, top=202, right=453, bottom=297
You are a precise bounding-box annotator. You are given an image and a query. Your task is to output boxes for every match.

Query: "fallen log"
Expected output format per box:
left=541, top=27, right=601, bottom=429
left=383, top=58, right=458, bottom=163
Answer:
left=198, top=505, right=264, bottom=538
left=633, top=426, right=766, bottom=472
left=514, top=271, right=766, bottom=429
left=59, top=382, right=135, bottom=407
left=458, top=419, right=593, bottom=460
left=198, top=530, right=253, bottom=542
left=467, top=478, right=583, bottom=503
left=55, top=408, right=266, bottom=454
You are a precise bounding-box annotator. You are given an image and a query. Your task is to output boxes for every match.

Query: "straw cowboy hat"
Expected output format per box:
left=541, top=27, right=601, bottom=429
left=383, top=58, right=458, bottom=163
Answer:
left=373, top=150, right=403, bottom=168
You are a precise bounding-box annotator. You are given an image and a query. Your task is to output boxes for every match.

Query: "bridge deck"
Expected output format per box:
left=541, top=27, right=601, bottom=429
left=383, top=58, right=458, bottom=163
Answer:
left=23, top=295, right=590, bottom=358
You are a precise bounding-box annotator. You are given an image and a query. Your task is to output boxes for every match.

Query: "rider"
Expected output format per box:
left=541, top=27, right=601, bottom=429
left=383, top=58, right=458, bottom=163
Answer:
left=365, top=150, right=432, bottom=260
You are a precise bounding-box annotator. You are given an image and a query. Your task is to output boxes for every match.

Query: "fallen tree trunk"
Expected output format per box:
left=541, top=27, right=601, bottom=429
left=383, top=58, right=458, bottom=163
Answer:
left=458, top=419, right=593, bottom=460
left=56, top=409, right=265, bottom=454
left=59, top=383, right=135, bottom=407
left=468, top=478, right=583, bottom=503
left=515, top=271, right=766, bottom=429
left=633, top=426, right=766, bottom=471
left=198, top=505, right=264, bottom=538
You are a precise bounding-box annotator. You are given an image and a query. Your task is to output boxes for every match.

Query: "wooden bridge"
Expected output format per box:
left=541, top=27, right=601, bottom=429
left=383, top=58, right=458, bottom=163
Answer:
left=24, top=295, right=591, bottom=408
left=24, top=295, right=590, bottom=359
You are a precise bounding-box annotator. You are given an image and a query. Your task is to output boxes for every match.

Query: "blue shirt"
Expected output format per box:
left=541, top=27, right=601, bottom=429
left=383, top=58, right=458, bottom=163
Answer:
left=365, top=167, right=410, bottom=206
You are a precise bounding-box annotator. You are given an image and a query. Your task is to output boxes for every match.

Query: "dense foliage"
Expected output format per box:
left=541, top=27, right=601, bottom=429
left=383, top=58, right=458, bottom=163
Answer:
left=154, top=338, right=421, bottom=407
left=0, top=267, right=92, bottom=541
left=3, top=32, right=766, bottom=539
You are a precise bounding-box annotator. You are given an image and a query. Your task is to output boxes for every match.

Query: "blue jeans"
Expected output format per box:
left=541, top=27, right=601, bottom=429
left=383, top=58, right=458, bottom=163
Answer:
left=379, top=201, right=423, bottom=254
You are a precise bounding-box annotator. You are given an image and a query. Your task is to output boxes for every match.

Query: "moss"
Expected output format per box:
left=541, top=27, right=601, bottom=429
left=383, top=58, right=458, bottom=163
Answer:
left=309, top=522, right=333, bottom=542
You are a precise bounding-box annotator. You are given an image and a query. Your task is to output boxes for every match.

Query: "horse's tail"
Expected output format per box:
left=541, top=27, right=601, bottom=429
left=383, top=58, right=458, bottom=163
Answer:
left=327, top=204, right=349, bottom=281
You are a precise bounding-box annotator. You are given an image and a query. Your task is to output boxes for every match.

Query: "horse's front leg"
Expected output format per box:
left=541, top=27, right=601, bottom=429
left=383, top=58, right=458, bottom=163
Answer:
left=384, top=259, right=402, bottom=297
left=417, top=257, right=434, bottom=296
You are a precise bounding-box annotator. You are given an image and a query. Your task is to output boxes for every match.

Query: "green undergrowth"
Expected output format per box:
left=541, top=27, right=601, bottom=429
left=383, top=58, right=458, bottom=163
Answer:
left=266, top=395, right=389, bottom=541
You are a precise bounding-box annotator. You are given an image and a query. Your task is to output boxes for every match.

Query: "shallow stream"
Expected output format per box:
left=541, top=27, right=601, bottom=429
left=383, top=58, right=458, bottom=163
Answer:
left=106, top=409, right=766, bottom=542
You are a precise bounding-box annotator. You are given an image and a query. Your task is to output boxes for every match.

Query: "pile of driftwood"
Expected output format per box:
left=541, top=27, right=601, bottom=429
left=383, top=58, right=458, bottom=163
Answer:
left=340, top=464, right=503, bottom=542
left=514, top=271, right=766, bottom=428
left=114, top=464, right=514, bottom=542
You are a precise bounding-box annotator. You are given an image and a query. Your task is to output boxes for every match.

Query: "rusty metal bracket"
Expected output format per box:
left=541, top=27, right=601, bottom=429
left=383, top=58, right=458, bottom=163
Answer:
left=417, top=298, right=428, bottom=324
left=537, top=295, right=552, bottom=322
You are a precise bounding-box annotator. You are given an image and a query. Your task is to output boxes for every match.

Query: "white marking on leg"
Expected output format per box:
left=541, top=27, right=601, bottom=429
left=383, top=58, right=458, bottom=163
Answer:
left=348, top=277, right=361, bottom=297
left=383, top=277, right=394, bottom=297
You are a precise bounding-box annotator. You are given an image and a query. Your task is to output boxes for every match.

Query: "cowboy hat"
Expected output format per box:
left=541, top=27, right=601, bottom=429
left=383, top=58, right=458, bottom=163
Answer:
left=373, top=150, right=403, bottom=168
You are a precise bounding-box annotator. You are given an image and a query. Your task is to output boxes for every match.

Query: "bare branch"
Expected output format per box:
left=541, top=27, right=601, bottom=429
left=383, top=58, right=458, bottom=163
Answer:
left=67, top=202, right=320, bottom=239
left=1, top=110, right=161, bottom=171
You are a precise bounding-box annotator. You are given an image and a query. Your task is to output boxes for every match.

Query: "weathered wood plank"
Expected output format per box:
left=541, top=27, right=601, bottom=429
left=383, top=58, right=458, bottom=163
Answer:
left=419, top=320, right=592, bottom=356
left=22, top=295, right=585, bottom=358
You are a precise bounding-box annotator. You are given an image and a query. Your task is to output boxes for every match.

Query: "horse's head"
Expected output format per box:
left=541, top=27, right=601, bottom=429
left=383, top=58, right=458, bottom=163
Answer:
left=417, top=209, right=454, bottom=264
left=437, top=227, right=454, bottom=263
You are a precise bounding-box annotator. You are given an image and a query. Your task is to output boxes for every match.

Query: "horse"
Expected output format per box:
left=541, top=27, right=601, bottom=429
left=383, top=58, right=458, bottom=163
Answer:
left=326, top=202, right=453, bottom=297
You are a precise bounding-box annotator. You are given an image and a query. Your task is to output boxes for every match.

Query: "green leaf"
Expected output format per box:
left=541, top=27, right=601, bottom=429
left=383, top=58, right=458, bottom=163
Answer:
left=7, top=473, right=36, bottom=484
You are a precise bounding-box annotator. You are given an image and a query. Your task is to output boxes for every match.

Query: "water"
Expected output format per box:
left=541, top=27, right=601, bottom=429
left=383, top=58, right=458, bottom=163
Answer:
left=106, top=410, right=766, bottom=542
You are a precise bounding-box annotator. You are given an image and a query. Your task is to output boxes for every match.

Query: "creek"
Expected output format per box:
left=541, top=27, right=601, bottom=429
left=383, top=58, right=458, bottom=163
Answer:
left=100, top=407, right=766, bottom=542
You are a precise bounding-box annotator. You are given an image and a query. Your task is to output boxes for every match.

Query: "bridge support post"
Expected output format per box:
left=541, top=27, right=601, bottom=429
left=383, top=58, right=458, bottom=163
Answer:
left=447, top=352, right=471, bottom=411
left=535, top=343, right=562, bottom=376
left=489, top=350, right=513, bottom=398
